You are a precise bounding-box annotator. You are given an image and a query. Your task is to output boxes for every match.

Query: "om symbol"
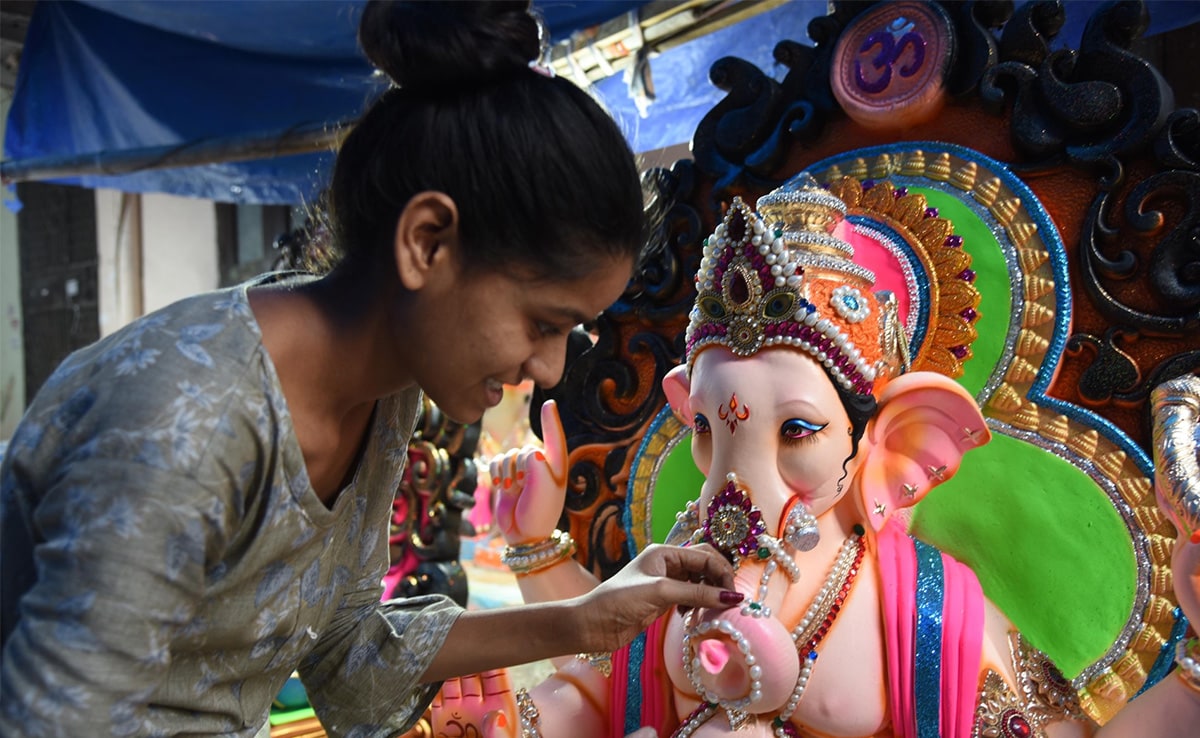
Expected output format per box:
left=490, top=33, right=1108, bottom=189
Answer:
left=854, top=19, right=926, bottom=94
left=435, top=714, right=482, bottom=738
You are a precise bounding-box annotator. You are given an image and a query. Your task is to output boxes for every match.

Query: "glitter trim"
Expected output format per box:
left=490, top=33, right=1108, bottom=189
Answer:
left=624, top=406, right=691, bottom=556
left=780, top=230, right=855, bottom=256
left=913, top=538, right=946, bottom=738
left=624, top=631, right=647, bottom=735
left=805, top=142, right=1067, bottom=410
left=791, top=252, right=877, bottom=284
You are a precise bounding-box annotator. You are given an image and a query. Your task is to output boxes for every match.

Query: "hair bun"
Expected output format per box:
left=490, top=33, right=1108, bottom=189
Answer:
left=358, top=0, right=542, bottom=92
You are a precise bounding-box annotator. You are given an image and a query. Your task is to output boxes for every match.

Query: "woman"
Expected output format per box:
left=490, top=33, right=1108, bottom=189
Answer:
left=0, top=2, right=740, bottom=736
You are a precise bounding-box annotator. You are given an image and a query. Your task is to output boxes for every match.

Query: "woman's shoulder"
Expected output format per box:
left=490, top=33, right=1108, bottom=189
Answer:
left=9, top=283, right=286, bottom=476
left=54, top=283, right=262, bottom=384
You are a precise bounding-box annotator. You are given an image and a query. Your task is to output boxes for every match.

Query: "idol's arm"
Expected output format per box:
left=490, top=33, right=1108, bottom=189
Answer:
left=1047, top=535, right=1200, bottom=737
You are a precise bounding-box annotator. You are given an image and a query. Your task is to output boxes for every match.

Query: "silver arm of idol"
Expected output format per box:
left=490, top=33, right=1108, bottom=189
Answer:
left=1152, top=374, right=1200, bottom=540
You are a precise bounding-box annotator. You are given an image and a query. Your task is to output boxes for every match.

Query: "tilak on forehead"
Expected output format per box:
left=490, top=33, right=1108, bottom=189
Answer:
left=684, top=173, right=905, bottom=395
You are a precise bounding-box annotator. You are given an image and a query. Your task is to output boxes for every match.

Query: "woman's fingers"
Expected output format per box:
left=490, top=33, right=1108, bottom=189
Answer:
left=644, top=542, right=737, bottom=591
left=623, top=543, right=742, bottom=613
left=572, top=543, right=744, bottom=653
left=656, top=576, right=744, bottom=612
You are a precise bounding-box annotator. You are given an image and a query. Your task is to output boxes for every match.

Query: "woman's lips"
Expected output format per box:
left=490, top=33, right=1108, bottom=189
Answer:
left=485, top=378, right=505, bottom=407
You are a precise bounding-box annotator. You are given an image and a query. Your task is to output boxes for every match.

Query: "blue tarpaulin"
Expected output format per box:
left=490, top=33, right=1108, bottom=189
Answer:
left=4, top=0, right=1198, bottom=205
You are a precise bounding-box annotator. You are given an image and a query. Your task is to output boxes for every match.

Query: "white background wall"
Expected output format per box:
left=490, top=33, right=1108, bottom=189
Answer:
left=95, top=189, right=142, bottom=337
left=139, top=192, right=219, bottom=315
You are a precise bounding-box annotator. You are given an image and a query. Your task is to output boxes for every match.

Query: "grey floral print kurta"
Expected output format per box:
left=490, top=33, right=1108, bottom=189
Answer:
left=0, top=277, right=462, bottom=737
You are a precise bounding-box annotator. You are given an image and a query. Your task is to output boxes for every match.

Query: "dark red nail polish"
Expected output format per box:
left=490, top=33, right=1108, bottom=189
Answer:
left=719, top=590, right=744, bottom=605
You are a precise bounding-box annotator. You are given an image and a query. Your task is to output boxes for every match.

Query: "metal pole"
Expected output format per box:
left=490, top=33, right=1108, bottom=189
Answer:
left=0, top=120, right=353, bottom=185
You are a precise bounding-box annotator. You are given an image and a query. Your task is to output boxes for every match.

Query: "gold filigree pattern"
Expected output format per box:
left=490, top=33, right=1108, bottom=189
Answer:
left=974, top=670, right=1043, bottom=738
left=826, top=174, right=982, bottom=378
left=973, top=635, right=1090, bottom=738
left=1010, top=632, right=1085, bottom=725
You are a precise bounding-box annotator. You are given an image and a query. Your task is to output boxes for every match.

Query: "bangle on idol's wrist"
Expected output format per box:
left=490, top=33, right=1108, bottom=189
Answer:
left=515, top=687, right=543, bottom=738
left=575, top=651, right=613, bottom=677
left=501, top=529, right=576, bottom=576
left=1175, top=636, right=1200, bottom=697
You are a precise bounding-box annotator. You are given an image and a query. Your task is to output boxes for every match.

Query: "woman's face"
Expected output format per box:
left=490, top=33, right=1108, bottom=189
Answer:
left=408, top=253, right=634, bottom=424
left=688, top=347, right=857, bottom=532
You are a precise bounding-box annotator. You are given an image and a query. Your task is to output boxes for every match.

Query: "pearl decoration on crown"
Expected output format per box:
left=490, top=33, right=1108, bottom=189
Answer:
left=685, top=174, right=888, bottom=395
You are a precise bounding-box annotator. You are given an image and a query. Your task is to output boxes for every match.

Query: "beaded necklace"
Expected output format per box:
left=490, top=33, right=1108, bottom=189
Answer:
left=671, top=526, right=866, bottom=737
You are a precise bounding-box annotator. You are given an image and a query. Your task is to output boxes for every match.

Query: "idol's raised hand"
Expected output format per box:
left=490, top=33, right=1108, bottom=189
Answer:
left=491, top=400, right=568, bottom=546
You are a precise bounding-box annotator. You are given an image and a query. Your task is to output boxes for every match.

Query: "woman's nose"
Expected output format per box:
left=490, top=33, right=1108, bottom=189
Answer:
left=522, top=341, right=568, bottom=389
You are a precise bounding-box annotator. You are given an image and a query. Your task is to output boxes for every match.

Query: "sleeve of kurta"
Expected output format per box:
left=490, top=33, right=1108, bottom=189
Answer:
left=298, top=584, right=463, bottom=738
left=0, top=457, right=221, bottom=737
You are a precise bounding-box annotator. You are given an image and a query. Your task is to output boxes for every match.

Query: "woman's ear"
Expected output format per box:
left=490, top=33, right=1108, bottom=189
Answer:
left=394, top=191, right=459, bottom=291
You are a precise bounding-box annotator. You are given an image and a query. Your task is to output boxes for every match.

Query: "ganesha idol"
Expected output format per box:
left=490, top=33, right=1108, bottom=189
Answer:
left=439, top=175, right=1200, bottom=738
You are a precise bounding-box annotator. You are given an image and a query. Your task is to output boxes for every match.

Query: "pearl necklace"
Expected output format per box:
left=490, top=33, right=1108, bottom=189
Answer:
left=670, top=527, right=865, bottom=737
left=741, top=534, right=801, bottom=619
left=773, top=529, right=865, bottom=736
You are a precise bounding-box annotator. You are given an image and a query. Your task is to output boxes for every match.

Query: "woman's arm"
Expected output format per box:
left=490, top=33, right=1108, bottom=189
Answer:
left=1, top=459, right=217, bottom=736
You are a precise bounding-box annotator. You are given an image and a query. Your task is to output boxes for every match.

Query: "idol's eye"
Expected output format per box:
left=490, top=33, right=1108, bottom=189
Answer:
left=693, top=414, right=712, bottom=434
left=780, top=418, right=826, bottom=444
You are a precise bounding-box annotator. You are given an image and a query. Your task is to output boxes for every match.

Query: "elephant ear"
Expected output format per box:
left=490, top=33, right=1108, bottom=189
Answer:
left=857, top=372, right=990, bottom=532
left=662, top=364, right=694, bottom=425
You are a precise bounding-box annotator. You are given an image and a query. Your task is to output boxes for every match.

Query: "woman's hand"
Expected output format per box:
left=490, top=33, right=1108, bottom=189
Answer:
left=570, top=542, right=741, bottom=654
left=492, top=400, right=568, bottom=545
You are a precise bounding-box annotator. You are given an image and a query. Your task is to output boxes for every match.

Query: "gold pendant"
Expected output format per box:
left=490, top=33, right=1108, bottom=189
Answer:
left=726, top=708, right=751, bottom=731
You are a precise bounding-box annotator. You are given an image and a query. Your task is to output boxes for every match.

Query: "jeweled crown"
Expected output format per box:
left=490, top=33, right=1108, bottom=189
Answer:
left=685, top=173, right=900, bottom=395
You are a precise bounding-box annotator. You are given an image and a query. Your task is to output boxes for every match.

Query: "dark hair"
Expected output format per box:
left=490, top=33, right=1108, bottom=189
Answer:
left=327, top=0, right=646, bottom=282
left=835, top=379, right=878, bottom=490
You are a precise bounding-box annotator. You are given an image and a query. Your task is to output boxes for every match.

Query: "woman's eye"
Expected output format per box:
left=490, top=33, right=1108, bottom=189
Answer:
left=693, top=414, right=711, bottom=434
left=781, top=418, right=826, bottom=443
left=536, top=321, right=562, bottom=337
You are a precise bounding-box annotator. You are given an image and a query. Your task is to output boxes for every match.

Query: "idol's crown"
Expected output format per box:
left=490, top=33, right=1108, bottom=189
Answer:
left=685, top=173, right=890, bottom=395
